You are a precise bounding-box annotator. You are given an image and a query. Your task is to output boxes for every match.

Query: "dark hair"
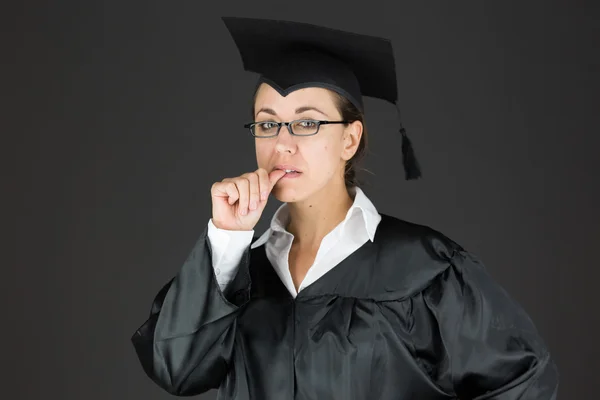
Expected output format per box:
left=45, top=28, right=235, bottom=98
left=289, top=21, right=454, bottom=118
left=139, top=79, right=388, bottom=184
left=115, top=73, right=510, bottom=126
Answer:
left=251, top=87, right=369, bottom=190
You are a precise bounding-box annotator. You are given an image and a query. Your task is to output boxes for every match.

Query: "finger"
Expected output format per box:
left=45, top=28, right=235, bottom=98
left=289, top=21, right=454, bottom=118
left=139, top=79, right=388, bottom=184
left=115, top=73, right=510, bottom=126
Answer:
left=268, top=169, right=287, bottom=190
left=243, top=172, right=260, bottom=211
left=256, top=168, right=270, bottom=201
left=224, top=181, right=239, bottom=205
left=234, top=177, right=250, bottom=216
left=211, top=180, right=233, bottom=199
left=216, top=179, right=239, bottom=205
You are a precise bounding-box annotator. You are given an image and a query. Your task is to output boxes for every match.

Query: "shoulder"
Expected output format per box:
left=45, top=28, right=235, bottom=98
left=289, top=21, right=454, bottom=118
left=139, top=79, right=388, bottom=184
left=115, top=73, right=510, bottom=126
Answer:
left=376, top=213, right=464, bottom=260
left=372, top=213, right=467, bottom=299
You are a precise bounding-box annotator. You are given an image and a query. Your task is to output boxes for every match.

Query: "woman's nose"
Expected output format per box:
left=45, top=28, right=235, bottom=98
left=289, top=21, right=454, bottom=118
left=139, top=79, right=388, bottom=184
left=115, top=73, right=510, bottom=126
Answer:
left=274, top=124, right=297, bottom=154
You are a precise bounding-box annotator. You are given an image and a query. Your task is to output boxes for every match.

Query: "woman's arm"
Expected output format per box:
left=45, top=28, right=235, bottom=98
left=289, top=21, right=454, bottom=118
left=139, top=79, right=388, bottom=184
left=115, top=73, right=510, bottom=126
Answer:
left=425, top=249, right=559, bottom=399
left=130, top=224, right=253, bottom=396
left=207, top=217, right=255, bottom=290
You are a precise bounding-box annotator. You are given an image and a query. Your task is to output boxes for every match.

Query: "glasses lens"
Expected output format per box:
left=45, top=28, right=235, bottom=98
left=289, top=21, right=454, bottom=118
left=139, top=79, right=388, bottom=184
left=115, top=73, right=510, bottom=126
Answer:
left=253, top=122, right=279, bottom=137
left=291, top=120, right=319, bottom=135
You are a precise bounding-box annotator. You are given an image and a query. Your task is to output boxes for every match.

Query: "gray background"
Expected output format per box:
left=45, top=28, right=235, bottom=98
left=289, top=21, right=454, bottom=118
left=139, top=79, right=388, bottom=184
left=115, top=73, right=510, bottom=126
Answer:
left=5, top=1, right=598, bottom=399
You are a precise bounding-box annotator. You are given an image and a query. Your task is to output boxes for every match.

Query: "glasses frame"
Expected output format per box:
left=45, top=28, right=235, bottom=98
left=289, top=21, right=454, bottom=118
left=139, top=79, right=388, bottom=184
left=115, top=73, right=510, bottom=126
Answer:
left=243, top=119, right=350, bottom=138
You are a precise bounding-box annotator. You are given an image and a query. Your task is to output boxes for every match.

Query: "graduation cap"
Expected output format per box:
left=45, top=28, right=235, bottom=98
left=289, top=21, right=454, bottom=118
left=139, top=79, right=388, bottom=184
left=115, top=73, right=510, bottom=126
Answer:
left=221, top=16, right=421, bottom=180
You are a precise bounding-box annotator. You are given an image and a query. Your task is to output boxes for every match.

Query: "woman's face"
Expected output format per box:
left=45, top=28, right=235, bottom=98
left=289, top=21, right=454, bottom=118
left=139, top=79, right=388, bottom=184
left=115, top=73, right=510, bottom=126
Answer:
left=253, top=83, right=362, bottom=203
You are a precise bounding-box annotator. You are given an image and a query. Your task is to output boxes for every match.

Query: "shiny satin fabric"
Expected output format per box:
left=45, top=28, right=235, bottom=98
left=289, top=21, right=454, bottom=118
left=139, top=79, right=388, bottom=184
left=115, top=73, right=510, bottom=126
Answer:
left=131, top=214, right=559, bottom=399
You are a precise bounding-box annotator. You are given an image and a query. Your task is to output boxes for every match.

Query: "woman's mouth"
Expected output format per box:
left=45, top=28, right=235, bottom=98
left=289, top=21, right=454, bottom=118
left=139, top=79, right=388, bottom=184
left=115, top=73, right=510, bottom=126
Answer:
left=281, top=170, right=302, bottom=178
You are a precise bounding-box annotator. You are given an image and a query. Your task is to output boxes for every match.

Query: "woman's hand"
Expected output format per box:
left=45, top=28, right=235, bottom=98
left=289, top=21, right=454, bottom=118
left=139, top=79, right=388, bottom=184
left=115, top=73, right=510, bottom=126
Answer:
left=211, top=168, right=286, bottom=231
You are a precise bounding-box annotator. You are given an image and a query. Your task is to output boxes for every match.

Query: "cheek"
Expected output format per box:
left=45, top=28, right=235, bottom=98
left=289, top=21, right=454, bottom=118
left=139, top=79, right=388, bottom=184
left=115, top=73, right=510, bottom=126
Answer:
left=255, top=142, right=270, bottom=164
left=306, top=142, right=340, bottom=171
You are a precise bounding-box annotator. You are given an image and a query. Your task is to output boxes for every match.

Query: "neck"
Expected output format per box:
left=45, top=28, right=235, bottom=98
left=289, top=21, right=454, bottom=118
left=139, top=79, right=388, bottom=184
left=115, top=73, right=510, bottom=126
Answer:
left=285, top=180, right=355, bottom=249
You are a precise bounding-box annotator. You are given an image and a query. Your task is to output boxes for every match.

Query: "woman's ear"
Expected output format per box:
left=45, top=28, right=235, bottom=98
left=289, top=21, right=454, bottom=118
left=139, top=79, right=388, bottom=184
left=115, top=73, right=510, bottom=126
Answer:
left=342, top=120, right=363, bottom=161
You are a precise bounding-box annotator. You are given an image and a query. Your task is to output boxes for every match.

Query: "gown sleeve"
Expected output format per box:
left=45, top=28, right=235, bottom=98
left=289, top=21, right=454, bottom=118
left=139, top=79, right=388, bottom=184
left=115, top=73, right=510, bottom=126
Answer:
left=130, top=225, right=253, bottom=396
left=423, top=249, right=559, bottom=399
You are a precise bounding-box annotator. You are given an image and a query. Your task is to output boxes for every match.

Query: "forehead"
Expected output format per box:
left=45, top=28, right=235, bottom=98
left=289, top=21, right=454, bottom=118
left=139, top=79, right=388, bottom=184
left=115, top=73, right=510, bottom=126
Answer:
left=254, top=83, right=337, bottom=109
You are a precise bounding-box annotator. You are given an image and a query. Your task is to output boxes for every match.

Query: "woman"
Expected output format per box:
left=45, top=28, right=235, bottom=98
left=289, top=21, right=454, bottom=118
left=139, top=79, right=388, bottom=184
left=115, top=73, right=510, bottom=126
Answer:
left=131, top=17, right=559, bottom=399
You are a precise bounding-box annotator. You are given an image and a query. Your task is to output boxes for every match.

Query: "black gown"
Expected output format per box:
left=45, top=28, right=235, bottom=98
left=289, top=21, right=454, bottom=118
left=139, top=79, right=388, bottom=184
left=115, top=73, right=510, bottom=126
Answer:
left=131, top=213, right=559, bottom=399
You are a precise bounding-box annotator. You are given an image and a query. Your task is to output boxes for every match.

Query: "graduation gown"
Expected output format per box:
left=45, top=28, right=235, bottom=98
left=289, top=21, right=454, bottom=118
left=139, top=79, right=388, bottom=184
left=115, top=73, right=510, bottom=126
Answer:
left=131, top=213, right=559, bottom=399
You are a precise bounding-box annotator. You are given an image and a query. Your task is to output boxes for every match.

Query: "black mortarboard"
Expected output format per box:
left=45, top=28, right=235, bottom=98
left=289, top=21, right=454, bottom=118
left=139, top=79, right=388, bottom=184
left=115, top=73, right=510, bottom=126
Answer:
left=221, top=16, right=421, bottom=180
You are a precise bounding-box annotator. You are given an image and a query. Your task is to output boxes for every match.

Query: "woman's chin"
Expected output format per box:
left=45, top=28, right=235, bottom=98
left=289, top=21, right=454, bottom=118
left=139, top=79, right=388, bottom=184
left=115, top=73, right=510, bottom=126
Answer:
left=272, top=186, right=304, bottom=203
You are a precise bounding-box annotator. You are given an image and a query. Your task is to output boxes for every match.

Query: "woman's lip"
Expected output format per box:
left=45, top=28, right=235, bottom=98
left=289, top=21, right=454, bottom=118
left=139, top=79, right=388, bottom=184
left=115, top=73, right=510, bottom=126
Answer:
left=274, top=165, right=302, bottom=173
left=280, top=171, right=302, bottom=178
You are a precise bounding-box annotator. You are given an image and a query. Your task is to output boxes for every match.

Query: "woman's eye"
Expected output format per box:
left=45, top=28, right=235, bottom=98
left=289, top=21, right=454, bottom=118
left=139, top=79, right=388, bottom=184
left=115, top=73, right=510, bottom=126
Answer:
left=300, top=121, right=316, bottom=127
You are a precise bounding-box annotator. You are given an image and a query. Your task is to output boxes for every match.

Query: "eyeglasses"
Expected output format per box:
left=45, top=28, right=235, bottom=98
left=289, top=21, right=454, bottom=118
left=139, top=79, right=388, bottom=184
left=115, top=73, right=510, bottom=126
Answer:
left=244, top=119, right=350, bottom=138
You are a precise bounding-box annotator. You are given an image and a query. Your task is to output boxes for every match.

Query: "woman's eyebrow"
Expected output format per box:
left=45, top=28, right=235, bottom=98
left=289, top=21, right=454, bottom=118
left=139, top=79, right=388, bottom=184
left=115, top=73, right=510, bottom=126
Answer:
left=256, top=107, right=277, bottom=117
left=256, top=106, right=329, bottom=118
left=294, top=106, right=329, bottom=117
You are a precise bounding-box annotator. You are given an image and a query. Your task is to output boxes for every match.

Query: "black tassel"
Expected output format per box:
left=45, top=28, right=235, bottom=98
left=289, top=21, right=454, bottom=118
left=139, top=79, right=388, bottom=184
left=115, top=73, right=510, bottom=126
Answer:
left=395, top=100, right=422, bottom=180
left=400, top=126, right=422, bottom=180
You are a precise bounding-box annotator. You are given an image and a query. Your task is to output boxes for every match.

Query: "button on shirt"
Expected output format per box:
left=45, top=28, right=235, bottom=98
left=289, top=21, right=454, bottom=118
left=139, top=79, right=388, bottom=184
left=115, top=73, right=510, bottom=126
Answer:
left=207, top=186, right=382, bottom=298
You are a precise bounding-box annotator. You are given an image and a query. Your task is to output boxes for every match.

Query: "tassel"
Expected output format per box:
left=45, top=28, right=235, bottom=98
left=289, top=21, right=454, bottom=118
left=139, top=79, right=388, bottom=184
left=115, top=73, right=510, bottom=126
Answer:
left=400, top=126, right=422, bottom=180
left=395, top=101, right=422, bottom=180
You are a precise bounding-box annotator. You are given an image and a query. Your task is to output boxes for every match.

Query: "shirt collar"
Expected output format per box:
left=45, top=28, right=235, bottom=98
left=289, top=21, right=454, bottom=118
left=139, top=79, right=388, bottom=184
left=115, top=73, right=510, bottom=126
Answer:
left=251, top=186, right=380, bottom=249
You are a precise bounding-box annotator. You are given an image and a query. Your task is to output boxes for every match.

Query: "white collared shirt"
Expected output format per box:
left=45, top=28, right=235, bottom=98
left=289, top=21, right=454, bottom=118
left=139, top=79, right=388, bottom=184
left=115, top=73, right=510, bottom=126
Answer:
left=207, top=186, right=382, bottom=298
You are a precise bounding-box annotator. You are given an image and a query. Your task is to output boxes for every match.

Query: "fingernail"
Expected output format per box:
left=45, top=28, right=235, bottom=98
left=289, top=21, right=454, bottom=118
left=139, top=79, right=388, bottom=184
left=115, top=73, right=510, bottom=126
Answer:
left=261, top=191, right=268, bottom=200
left=240, top=208, right=247, bottom=216
left=250, top=201, right=257, bottom=210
